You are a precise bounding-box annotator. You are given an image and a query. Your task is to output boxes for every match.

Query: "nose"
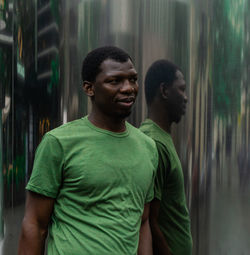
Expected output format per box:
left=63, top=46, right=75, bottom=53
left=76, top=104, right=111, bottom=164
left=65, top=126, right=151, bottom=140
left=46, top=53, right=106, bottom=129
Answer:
left=184, top=93, right=188, bottom=103
left=120, top=79, right=136, bottom=94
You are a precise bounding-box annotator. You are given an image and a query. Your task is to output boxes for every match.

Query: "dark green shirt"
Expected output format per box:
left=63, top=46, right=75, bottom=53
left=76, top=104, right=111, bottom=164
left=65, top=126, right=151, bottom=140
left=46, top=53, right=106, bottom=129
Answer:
left=140, top=119, right=192, bottom=255
left=27, top=116, right=158, bottom=255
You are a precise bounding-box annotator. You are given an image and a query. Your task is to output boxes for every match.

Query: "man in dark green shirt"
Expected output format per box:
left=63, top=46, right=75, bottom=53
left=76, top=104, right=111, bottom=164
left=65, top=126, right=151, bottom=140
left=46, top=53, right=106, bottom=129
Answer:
left=140, top=60, right=192, bottom=255
left=18, top=46, right=157, bottom=255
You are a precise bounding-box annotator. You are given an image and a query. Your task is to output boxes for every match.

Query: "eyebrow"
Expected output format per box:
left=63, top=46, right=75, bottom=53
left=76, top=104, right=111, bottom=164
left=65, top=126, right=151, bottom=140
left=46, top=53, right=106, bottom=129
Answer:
left=107, top=71, right=138, bottom=78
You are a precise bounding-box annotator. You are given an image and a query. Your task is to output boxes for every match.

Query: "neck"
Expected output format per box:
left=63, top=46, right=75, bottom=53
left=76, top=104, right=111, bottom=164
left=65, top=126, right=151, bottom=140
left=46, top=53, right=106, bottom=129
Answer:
left=88, top=110, right=126, bottom=133
left=148, top=104, right=172, bottom=133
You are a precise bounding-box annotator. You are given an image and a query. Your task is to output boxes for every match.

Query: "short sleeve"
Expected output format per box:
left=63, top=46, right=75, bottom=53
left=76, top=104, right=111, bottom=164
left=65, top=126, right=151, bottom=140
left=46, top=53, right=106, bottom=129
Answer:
left=154, top=141, right=170, bottom=201
left=145, top=142, right=158, bottom=203
left=26, top=133, right=64, bottom=198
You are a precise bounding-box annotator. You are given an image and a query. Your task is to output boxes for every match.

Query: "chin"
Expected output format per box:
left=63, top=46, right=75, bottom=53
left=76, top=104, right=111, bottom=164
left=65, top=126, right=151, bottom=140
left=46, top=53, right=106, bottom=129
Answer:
left=116, top=110, right=132, bottom=119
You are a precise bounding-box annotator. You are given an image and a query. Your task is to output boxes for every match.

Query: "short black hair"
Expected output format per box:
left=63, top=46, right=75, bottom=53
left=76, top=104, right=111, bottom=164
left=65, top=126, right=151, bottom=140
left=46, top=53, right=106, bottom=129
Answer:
left=81, top=46, right=132, bottom=82
left=145, top=59, right=180, bottom=105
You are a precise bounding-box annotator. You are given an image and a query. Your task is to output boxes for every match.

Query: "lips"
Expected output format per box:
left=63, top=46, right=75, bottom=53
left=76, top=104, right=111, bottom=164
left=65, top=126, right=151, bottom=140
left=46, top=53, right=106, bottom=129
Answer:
left=116, top=96, right=136, bottom=107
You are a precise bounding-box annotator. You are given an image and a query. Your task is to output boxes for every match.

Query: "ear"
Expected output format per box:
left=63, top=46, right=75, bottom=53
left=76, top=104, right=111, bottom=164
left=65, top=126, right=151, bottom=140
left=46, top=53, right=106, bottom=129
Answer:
left=83, top=81, right=94, bottom=97
left=160, top=82, right=168, bottom=100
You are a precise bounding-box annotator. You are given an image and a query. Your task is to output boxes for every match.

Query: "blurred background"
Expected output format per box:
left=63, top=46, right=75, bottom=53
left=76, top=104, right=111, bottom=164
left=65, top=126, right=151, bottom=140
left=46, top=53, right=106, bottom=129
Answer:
left=0, top=0, right=249, bottom=254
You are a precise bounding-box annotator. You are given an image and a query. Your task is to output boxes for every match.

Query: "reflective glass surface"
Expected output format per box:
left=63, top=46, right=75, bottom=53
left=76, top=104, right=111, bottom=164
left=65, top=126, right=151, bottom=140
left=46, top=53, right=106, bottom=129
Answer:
left=0, top=0, right=249, bottom=254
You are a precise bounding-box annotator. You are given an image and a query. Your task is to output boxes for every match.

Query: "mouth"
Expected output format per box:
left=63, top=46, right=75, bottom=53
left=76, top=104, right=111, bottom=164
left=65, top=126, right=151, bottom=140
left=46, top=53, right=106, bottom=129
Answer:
left=116, top=96, right=136, bottom=108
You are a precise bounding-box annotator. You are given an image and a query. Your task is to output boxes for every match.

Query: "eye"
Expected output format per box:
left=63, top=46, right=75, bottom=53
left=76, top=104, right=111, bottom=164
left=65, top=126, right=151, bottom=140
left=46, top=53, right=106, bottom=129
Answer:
left=180, top=85, right=186, bottom=92
left=108, top=79, right=120, bottom=85
left=129, top=77, right=138, bottom=83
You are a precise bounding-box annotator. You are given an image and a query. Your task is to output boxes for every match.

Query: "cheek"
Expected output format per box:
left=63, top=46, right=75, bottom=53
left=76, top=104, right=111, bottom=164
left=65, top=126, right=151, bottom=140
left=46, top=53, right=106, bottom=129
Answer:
left=134, top=84, right=139, bottom=95
left=177, top=92, right=185, bottom=102
left=98, top=87, right=117, bottom=98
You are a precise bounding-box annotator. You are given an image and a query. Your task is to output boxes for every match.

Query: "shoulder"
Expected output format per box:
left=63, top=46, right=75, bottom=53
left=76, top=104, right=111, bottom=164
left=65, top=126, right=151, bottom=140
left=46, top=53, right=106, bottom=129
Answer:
left=131, top=124, right=159, bottom=168
left=47, top=118, right=86, bottom=139
left=140, top=120, right=167, bottom=146
left=127, top=123, right=158, bottom=167
left=140, top=121, right=173, bottom=161
left=37, top=119, right=88, bottom=150
left=139, top=119, right=153, bottom=135
left=127, top=122, right=157, bottom=148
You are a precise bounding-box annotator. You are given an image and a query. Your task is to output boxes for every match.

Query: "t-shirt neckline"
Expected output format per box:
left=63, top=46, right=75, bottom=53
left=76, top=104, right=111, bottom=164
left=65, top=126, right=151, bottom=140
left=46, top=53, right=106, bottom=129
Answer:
left=82, top=116, right=129, bottom=138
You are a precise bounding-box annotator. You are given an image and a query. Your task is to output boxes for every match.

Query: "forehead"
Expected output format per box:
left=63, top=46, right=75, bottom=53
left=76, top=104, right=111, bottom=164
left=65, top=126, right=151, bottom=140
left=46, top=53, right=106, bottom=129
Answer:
left=173, top=70, right=185, bottom=85
left=99, top=59, right=137, bottom=76
left=175, top=70, right=184, bottom=80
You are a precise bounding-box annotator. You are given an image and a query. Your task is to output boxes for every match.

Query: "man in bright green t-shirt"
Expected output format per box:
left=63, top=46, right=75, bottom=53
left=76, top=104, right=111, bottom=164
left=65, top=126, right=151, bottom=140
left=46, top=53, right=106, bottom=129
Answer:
left=140, top=60, right=192, bottom=255
left=18, top=46, right=158, bottom=255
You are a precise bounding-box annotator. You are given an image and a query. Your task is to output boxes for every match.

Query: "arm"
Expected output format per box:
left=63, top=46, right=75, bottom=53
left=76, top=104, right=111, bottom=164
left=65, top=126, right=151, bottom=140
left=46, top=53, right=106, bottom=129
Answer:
left=18, top=191, right=55, bottom=255
left=150, top=199, right=172, bottom=255
left=138, top=203, right=153, bottom=255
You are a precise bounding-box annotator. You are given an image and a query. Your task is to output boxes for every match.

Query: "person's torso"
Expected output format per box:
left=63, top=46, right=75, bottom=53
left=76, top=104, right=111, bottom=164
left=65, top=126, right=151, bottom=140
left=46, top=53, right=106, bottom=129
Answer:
left=47, top=117, right=157, bottom=255
left=140, top=119, right=192, bottom=255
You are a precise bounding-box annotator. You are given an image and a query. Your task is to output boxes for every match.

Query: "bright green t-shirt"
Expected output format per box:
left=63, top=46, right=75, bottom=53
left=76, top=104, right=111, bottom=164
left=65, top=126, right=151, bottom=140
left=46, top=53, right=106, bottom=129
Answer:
left=26, top=116, right=158, bottom=255
left=140, top=119, right=192, bottom=255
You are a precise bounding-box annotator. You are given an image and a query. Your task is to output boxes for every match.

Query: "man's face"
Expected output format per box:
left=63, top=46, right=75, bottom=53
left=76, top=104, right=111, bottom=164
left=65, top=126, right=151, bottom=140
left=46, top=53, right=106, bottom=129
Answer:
left=167, top=70, right=188, bottom=123
left=90, top=58, right=138, bottom=119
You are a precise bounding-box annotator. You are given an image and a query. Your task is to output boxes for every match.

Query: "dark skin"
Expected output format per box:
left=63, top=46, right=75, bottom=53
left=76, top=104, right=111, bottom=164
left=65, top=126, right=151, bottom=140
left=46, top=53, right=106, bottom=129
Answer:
left=148, top=70, right=187, bottom=134
left=83, top=58, right=138, bottom=132
left=150, top=200, right=172, bottom=255
left=148, top=70, right=188, bottom=255
left=18, top=192, right=55, bottom=255
left=138, top=203, right=153, bottom=255
left=19, top=58, right=151, bottom=255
